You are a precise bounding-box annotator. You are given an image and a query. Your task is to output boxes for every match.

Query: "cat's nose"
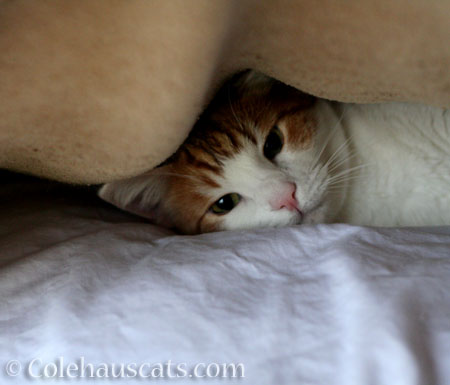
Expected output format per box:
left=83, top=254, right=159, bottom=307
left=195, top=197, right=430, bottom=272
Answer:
left=270, top=182, right=300, bottom=212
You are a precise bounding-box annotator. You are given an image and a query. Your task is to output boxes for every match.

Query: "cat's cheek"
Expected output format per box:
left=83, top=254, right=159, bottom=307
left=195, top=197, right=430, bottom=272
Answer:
left=301, top=204, right=329, bottom=225
left=197, top=215, right=225, bottom=234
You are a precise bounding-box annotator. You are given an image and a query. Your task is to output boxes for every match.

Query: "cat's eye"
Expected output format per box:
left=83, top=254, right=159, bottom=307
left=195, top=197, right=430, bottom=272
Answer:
left=263, top=126, right=284, bottom=160
left=210, top=193, right=241, bottom=215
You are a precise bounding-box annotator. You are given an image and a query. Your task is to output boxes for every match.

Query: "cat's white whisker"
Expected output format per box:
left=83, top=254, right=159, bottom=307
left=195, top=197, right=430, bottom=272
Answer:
left=326, top=164, right=371, bottom=186
left=328, top=163, right=370, bottom=179
left=327, top=149, right=359, bottom=174
left=309, top=105, right=348, bottom=172
left=322, top=134, right=354, bottom=172
left=326, top=174, right=365, bottom=188
left=307, top=137, right=353, bottom=197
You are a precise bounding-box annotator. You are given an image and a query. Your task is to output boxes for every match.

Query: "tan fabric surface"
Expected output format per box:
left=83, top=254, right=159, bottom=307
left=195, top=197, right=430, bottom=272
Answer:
left=1, top=0, right=449, bottom=183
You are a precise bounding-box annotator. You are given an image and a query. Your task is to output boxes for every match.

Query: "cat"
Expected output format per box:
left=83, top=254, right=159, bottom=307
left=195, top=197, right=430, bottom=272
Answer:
left=98, top=71, right=450, bottom=234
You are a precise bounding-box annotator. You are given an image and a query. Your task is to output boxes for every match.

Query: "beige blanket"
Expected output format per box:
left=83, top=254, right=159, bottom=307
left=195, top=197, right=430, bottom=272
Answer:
left=0, top=0, right=449, bottom=183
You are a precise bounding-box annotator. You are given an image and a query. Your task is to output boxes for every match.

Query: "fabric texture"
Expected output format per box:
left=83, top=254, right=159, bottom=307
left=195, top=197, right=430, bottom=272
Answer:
left=1, top=177, right=449, bottom=384
left=1, top=1, right=449, bottom=183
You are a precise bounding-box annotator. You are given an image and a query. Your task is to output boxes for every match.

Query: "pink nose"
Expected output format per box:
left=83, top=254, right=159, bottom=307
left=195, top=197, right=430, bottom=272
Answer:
left=269, top=182, right=300, bottom=212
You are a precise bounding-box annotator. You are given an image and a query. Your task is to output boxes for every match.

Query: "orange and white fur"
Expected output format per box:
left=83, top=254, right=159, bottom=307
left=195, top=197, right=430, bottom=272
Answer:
left=99, top=71, right=450, bottom=234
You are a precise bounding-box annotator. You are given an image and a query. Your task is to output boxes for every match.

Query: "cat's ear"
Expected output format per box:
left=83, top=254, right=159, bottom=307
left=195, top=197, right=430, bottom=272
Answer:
left=98, top=167, right=174, bottom=227
left=233, top=69, right=315, bottom=107
left=232, top=70, right=275, bottom=92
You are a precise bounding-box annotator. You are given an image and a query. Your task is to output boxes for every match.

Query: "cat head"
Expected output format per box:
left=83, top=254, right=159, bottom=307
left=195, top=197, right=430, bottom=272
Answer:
left=99, top=71, right=348, bottom=234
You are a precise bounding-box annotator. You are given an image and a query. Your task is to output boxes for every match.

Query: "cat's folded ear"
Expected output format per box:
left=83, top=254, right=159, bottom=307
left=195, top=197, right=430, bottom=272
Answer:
left=231, top=70, right=315, bottom=107
left=231, top=70, right=275, bottom=94
left=98, top=167, right=174, bottom=228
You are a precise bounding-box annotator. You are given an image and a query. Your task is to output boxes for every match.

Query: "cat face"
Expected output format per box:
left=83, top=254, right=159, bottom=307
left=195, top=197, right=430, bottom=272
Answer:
left=99, top=72, right=349, bottom=234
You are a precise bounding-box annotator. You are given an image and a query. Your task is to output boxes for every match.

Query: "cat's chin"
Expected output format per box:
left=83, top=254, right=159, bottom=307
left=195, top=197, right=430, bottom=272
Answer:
left=301, top=208, right=325, bottom=225
left=299, top=200, right=332, bottom=225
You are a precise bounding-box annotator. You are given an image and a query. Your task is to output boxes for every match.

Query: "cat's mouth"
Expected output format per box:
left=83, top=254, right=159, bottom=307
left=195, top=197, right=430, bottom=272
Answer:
left=299, top=201, right=326, bottom=225
left=294, top=208, right=304, bottom=224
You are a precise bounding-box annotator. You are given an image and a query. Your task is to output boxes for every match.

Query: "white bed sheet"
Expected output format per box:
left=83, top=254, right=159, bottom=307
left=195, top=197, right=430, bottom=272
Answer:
left=0, top=179, right=449, bottom=384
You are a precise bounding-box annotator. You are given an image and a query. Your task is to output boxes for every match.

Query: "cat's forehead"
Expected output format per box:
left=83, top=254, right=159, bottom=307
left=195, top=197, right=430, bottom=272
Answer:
left=173, top=84, right=314, bottom=161
left=169, top=114, right=315, bottom=197
left=170, top=106, right=313, bottom=181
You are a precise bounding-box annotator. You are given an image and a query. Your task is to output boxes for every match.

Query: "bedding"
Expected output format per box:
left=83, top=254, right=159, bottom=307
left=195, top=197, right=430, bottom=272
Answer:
left=2, top=1, right=449, bottom=184
left=1, top=176, right=450, bottom=384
